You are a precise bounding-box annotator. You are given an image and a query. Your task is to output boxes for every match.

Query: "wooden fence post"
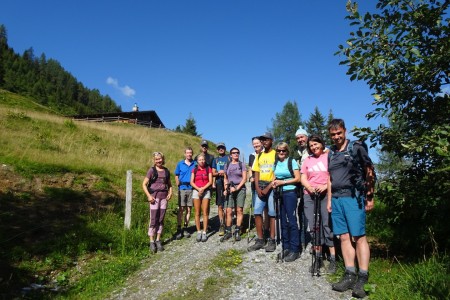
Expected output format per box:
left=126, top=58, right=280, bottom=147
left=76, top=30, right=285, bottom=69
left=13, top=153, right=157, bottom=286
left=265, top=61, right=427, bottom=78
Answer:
left=124, top=170, right=132, bottom=229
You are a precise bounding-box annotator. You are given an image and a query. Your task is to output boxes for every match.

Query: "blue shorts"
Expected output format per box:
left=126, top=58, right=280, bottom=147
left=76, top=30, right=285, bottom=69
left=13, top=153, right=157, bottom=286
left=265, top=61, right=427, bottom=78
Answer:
left=331, top=196, right=366, bottom=237
left=254, top=190, right=275, bottom=217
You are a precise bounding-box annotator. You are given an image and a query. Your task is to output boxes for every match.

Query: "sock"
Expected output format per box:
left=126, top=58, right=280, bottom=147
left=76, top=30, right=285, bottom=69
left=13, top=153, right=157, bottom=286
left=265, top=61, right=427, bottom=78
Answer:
left=330, top=255, right=336, bottom=261
left=235, top=226, right=240, bottom=232
left=359, top=269, right=368, bottom=276
left=346, top=266, right=356, bottom=274
left=177, top=226, right=181, bottom=231
left=226, top=226, right=232, bottom=232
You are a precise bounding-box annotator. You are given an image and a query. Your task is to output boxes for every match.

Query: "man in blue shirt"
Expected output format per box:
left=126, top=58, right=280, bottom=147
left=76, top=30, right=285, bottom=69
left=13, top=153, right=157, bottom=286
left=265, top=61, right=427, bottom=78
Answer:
left=174, top=147, right=196, bottom=239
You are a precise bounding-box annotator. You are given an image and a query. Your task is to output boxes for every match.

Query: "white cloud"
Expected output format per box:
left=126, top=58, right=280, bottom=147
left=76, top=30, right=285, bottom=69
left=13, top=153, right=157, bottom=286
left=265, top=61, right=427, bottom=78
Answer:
left=106, top=77, right=136, bottom=98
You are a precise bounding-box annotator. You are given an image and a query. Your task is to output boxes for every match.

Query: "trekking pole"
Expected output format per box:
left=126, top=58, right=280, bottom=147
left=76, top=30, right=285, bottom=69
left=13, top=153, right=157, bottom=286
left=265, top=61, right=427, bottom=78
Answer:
left=220, top=183, right=231, bottom=242
left=311, top=191, right=322, bottom=276
left=246, top=198, right=253, bottom=243
left=275, top=184, right=284, bottom=262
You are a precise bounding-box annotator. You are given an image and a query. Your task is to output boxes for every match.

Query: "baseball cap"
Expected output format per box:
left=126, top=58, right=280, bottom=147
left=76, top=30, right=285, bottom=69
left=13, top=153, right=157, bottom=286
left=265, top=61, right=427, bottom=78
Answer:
left=260, top=132, right=274, bottom=140
left=201, top=140, right=208, bottom=146
left=216, top=142, right=226, bottom=149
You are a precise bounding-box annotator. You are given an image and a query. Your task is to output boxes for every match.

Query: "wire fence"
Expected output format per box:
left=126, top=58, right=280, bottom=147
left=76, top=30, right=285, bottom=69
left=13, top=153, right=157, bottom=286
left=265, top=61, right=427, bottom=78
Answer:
left=72, top=116, right=164, bottom=129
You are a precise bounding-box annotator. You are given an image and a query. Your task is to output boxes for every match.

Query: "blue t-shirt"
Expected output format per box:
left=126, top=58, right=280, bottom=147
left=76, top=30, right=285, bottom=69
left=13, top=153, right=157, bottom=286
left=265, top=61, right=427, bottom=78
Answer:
left=212, top=155, right=230, bottom=182
left=174, top=159, right=196, bottom=190
left=273, top=158, right=299, bottom=192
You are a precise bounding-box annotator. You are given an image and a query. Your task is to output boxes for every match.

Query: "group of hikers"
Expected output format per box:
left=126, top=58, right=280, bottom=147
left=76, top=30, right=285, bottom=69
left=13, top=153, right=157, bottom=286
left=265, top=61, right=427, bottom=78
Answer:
left=142, top=118, right=376, bottom=299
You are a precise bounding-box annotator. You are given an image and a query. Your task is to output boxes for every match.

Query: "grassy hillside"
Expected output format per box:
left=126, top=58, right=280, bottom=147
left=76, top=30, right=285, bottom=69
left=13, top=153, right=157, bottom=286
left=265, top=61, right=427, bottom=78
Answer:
left=0, top=89, right=203, bottom=298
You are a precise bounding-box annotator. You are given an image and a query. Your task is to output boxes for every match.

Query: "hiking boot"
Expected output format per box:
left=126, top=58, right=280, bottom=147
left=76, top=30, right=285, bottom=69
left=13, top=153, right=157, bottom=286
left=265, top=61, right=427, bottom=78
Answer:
left=183, top=229, right=191, bottom=238
left=175, top=230, right=183, bottom=240
left=284, top=251, right=299, bottom=262
left=149, top=242, right=156, bottom=253
left=220, top=231, right=232, bottom=242
left=247, top=238, right=265, bottom=252
left=196, top=232, right=202, bottom=242
left=332, top=270, right=357, bottom=292
left=328, top=259, right=337, bottom=274
left=277, top=249, right=290, bottom=261
left=155, top=240, right=164, bottom=252
left=219, top=224, right=225, bottom=236
left=264, top=238, right=276, bottom=252
left=352, top=273, right=369, bottom=298
left=234, top=230, right=241, bottom=241
left=201, top=232, right=208, bottom=242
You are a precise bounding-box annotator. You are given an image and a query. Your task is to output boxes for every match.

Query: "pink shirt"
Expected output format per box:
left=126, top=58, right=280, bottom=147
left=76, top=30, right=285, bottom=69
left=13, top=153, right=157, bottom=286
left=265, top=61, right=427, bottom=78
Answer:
left=301, top=152, right=329, bottom=195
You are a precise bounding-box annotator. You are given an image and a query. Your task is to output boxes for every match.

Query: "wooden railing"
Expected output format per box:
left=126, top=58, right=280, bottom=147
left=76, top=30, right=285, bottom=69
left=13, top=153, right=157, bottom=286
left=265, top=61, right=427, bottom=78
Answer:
left=72, top=116, right=164, bottom=128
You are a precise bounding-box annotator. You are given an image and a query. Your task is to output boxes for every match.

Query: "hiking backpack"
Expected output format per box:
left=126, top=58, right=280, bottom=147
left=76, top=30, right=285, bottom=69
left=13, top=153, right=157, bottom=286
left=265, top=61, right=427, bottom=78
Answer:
left=148, top=166, right=170, bottom=193
left=329, top=140, right=376, bottom=192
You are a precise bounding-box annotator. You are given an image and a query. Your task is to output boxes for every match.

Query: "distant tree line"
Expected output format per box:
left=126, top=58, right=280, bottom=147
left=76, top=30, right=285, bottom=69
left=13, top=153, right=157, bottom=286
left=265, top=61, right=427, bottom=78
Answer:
left=271, top=100, right=334, bottom=151
left=0, top=24, right=121, bottom=115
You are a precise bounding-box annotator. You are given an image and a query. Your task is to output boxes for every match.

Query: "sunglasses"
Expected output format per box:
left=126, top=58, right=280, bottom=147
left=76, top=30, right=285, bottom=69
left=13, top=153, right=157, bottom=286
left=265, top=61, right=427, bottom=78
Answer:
left=276, top=149, right=287, bottom=153
left=231, top=152, right=240, bottom=155
left=217, top=147, right=226, bottom=150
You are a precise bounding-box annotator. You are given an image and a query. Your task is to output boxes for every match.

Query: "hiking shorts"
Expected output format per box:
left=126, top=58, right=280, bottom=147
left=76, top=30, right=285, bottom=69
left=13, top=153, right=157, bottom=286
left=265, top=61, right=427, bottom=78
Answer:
left=254, top=190, right=275, bottom=217
left=224, top=189, right=246, bottom=209
left=331, top=195, right=366, bottom=237
left=178, top=189, right=193, bottom=207
left=192, top=189, right=211, bottom=200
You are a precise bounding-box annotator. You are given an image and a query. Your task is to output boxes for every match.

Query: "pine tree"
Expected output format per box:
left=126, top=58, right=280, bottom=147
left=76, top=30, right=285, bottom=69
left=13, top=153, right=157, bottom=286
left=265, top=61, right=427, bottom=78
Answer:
left=271, top=100, right=302, bottom=151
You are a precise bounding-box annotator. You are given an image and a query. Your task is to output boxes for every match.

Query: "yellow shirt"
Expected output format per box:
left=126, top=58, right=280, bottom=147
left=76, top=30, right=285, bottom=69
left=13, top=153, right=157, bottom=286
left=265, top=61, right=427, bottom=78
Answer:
left=252, top=149, right=276, bottom=182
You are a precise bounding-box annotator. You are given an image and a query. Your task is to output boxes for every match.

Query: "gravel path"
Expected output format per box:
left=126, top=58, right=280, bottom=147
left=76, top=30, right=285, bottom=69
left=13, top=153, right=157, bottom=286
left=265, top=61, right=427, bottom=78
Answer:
left=109, top=189, right=353, bottom=300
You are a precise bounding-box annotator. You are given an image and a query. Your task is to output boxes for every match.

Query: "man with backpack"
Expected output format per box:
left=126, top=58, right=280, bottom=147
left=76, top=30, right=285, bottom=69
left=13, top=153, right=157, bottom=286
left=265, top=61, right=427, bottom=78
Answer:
left=174, top=147, right=196, bottom=240
left=292, top=126, right=311, bottom=257
left=212, top=143, right=230, bottom=236
left=327, top=119, right=375, bottom=299
left=248, top=132, right=277, bottom=252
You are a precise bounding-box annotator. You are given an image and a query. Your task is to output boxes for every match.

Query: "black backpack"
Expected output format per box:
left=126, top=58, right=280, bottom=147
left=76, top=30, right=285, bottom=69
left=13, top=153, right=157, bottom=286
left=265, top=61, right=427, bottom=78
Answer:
left=329, top=140, right=377, bottom=192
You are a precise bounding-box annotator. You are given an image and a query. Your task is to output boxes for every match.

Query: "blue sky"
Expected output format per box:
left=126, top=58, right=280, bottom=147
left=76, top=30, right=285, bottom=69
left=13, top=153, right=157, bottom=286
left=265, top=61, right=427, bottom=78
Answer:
left=1, top=0, right=382, bottom=160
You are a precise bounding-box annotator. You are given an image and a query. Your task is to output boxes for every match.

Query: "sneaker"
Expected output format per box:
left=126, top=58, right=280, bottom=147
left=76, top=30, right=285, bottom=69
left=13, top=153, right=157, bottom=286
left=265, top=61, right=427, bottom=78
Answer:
left=183, top=229, right=191, bottom=238
left=201, top=232, right=208, bottom=242
left=284, top=251, right=299, bottom=262
left=219, top=224, right=225, bottom=236
left=328, top=259, right=337, bottom=274
left=352, top=273, right=369, bottom=298
left=247, top=238, right=265, bottom=252
left=220, top=231, right=232, bottom=242
left=149, top=242, right=156, bottom=253
left=175, top=230, right=183, bottom=240
left=332, top=270, right=357, bottom=292
left=196, top=231, right=202, bottom=242
left=234, top=230, right=241, bottom=241
left=155, top=240, right=164, bottom=252
left=264, top=238, right=276, bottom=252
